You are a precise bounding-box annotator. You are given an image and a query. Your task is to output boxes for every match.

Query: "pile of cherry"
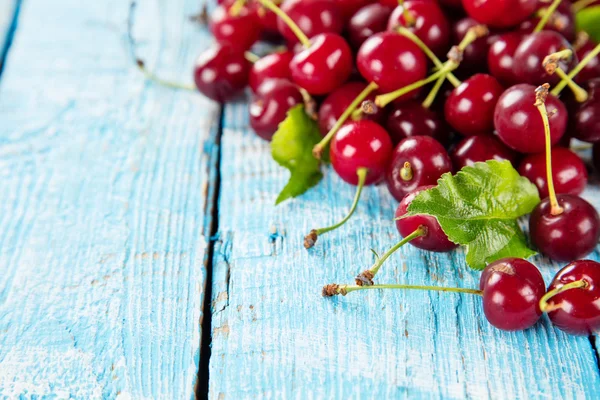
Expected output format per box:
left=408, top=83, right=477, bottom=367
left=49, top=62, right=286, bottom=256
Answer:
left=185, top=0, right=600, bottom=335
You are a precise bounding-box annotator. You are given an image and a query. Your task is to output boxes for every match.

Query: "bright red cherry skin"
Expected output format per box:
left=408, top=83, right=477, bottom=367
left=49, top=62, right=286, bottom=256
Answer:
left=386, top=0, right=451, bottom=57
left=518, top=147, right=588, bottom=198
left=318, top=82, right=385, bottom=135
left=444, top=74, right=504, bottom=136
left=210, top=4, right=261, bottom=52
left=518, top=0, right=575, bottom=43
left=357, top=32, right=428, bottom=95
left=249, top=79, right=304, bottom=141
left=529, top=194, right=600, bottom=262
left=193, top=44, right=251, bottom=103
left=277, top=0, right=343, bottom=45
left=575, top=37, right=600, bottom=83
left=480, top=258, right=545, bottom=331
left=546, top=260, right=600, bottom=336
left=463, top=0, right=536, bottom=28
left=386, top=136, right=452, bottom=202
left=394, top=186, right=458, bottom=252
left=290, top=33, right=353, bottom=95
left=452, top=17, right=490, bottom=74
left=347, top=3, right=393, bottom=50
left=487, top=32, right=525, bottom=86
left=385, top=101, right=449, bottom=145
left=450, top=135, right=517, bottom=170
left=330, top=120, right=393, bottom=185
left=570, top=79, right=600, bottom=143
left=494, top=84, right=567, bottom=153
left=249, top=50, right=293, bottom=93
left=513, top=31, right=577, bottom=86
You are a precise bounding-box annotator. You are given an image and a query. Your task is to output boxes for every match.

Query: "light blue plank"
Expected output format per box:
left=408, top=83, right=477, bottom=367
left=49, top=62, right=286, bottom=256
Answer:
left=0, top=0, right=17, bottom=65
left=209, top=103, right=600, bottom=399
left=0, top=0, right=219, bottom=398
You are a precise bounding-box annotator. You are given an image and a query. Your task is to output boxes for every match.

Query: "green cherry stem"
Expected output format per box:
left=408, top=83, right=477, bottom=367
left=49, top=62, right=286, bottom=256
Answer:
left=244, top=51, right=260, bottom=63
left=395, top=0, right=416, bottom=27
left=539, top=279, right=588, bottom=313
left=543, top=50, right=588, bottom=102
left=136, top=59, right=196, bottom=91
left=258, top=0, right=311, bottom=48
left=304, top=168, right=368, bottom=249
left=229, top=0, right=247, bottom=16
left=422, top=74, right=446, bottom=108
left=572, top=0, right=598, bottom=12
left=534, top=0, right=562, bottom=32
left=323, top=283, right=483, bottom=297
left=552, top=43, right=600, bottom=96
left=355, top=226, right=427, bottom=286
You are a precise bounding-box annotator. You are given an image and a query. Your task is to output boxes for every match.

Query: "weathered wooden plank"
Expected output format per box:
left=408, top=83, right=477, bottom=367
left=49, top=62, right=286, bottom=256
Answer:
left=0, top=0, right=17, bottom=66
left=0, top=0, right=219, bottom=398
left=209, top=102, right=600, bottom=399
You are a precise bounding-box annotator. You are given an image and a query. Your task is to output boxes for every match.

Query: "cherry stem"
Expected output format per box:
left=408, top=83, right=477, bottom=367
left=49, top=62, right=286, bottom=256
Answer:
left=543, top=50, right=589, bottom=102
left=135, top=59, right=196, bottom=91
left=534, top=0, right=562, bottom=32
left=422, top=74, right=446, bottom=109
left=539, top=279, right=588, bottom=313
left=304, top=168, right=368, bottom=249
left=313, top=82, right=378, bottom=160
left=535, top=83, right=563, bottom=216
left=323, top=283, right=483, bottom=297
left=229, top=0, right=246, bottom=16
left=396, top=0, right=416, bottom=27
left=572, top=0, right=598, bottom=12
left=258, top=0, right=310, bottom=48
left=244, top=51, right=260, bottom=63
left=396, top=27, right=461, bottom=88
left=552, top=43, right=600, bottom=96
left=400, top=161, right=413, bottom=181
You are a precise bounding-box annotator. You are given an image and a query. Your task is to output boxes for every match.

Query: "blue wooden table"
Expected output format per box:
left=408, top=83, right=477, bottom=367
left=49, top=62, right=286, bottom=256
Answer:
left=1, top=1, right=600, bottom=399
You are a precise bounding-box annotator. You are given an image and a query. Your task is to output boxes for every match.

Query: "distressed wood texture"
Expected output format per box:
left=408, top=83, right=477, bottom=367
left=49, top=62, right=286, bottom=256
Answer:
left=0, top=0, right=219, bottom=398
left=209, top=103, right=600, bottom=399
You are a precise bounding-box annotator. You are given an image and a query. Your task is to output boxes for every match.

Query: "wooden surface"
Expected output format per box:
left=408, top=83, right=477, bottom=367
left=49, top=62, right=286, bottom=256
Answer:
left=1, top=1, right=600, bottom=399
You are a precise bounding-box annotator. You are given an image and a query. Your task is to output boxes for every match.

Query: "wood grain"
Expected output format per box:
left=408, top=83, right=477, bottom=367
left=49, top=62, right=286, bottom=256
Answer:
left=209, top=102, right=600, bottom=399
left=0, top=0, right=218, bottom=398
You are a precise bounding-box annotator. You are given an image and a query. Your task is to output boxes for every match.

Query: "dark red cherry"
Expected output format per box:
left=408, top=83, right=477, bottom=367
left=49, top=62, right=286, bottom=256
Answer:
left=386, top=0, right=451, bottom=57
left=249, top=79, right=304, bottom=141
left=193, top=44, right=251, bottom=103
left=386, top=136, right=452, bottom=202
left=256, top=2, right=281, bottom=39
left=357, top=31, right=428, bottom=95
left=438, top=0, right=463, bottom=9
left=570, top=79, right=600, bottom=143
left=513, top=31, right=577, bottom=86
left=277, top=0, right=343, bottom=45
left=318, top=82, right=385, bottom=135
left=529, top=194, right=600, bottom=262
left=462, top=0, right=536, bottom=28
left=444, top=74, right=504, bottom=136
left=519, top=147, right=588, bottom=198
left=347, top=3, right=393, bottom=50
left=210, top=4, right=262, bottom=52
left=290, top=33, right=353, bottom=95
left=546, top=260, right=600, bottom=336
left=249, top=50, right=293, bottom=93
left=450, top=135, right=517, bottom=170
left=330, top=120, right=393, bottom=185
left=452, top=17, right=490, bottom=74
left=385, top=101, right=449, bottom=145
left=518, top=0, right=575, bottom=43
left=494, top=84, right=567, bottom=153
left=480, top=258, right=545, bottom=331
left=333, top=0, right=370, bottom=20
left=487, top=32, right=525, bottom=86
left=395, top=186, right=458, bottom=252
left=575, top=36, right=600, bottom=84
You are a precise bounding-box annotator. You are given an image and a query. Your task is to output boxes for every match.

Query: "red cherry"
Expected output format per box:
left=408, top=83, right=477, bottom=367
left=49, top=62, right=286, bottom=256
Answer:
left=518, top=0, right=575, bottom=43
left=277, top=0, right=343, bottom=45
left=249, top=50, right=293, bottom=93
left=480, top=258, right=545, bottom=331
left=347, top=3, right=393, bottom=50
left=444, top=74, right=504, bottom=136
left=385, top=101, right=449, bottom=145
left=487, top=32, right=525, bottom=86
left=256, top=2, right=282, bottom=39
left=330, top=120, right=393, bottom=185
left=452, top=17, right=490, bottom=74
left=193, top=44, right=251, bottom=103
left=395, top=186, right=458, bottom=252
left=210, top=4, right=261, bottom=51
left=386, top=136, right=452, bottom=202
left=575, top=36, right=600, bottom=84
left=570, top=78, right=600, bottom=143
left=333, top=0, right=370, bottom=20
left=494, top=84, right=567, bottom=153
left=462, top=0, right=537, bottom=28
left=450, top=135, right=517, bottom=170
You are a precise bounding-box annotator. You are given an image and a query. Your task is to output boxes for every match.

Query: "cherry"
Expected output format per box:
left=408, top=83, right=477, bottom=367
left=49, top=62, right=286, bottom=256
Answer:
left=395, top=186, right=458, bottom=252
left=494, top=84, right=567, bottom=153
left=480, top=258, right=545, bottom=331
left=277, top=0, right=343, bottom=45
left=542, top=260, right=600, bottom=336
left=385, top=101, right=448, bottom=145
left=570, top=78, right=600, bottom=143
left=444, top=74, right=503, bottom=136
left=317, top=82, right=385, bottom=136
left=450, top=135, right=517, bottom=170
left=438, top=0, right=463, bottom=9
left=256, top=2, right=281, bottom=39
left=193, top=44, right=251, bottom=103
left=249, top=50, right=293, bottom=93
left=347, top=3, right=393, bottom=51
left=333, top=0, right=370, bottom=20
left=386, top=0, right=451, bottom=57
left=487, top=32, right=525, bottom=86
left=513, top=31, right=577, bottom=86
left=575, top=35, right=600, bottom=84
left=519, top=147, right=588, bottom=198
left=452, top=17, right=490, bottom=74
left=210, top=3, right=261, bottom=52
left=249, top=79, right=304, bottom=141
left=462, top=0, right=536, bottom=28
left=519, top=0, right=575, bottom=43
left=386, top=136, right=452, bottom=202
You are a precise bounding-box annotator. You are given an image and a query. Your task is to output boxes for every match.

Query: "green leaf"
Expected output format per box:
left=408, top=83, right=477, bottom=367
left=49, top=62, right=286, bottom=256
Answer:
left=577, top=6, right=600, bottom=42
left=404, top=160, right=540, bottom=270
left=271, top=104, right=323, bottom=205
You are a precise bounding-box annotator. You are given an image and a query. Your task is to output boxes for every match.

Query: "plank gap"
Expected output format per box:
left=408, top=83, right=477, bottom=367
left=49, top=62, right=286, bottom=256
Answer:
left=589, top=335, right=600, bottom=373
left=0, top=0, right=21, bottom=77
